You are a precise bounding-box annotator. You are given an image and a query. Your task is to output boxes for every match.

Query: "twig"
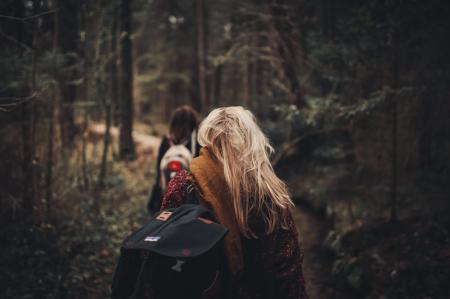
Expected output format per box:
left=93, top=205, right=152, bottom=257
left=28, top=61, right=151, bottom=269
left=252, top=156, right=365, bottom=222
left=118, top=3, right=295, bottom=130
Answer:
left=0, top=9, right=57, bottom=22
left=0, top=29, right=33, bottom=52
left=271, top=128, right=349, bottom=166
left=0, top=92, right=39, bottom=112
left=24, top=9, right=57, bottom=21
left=271, top=135, right=304, bottom=167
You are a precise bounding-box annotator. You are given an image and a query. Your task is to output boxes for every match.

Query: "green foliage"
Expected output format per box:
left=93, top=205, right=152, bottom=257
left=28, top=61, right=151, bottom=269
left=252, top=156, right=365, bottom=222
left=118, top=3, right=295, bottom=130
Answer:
left=0, top=50, right=32, bottom=93
left=0, top=48, right=81, bottom=112
left=272, top=89, right=390, bottom=137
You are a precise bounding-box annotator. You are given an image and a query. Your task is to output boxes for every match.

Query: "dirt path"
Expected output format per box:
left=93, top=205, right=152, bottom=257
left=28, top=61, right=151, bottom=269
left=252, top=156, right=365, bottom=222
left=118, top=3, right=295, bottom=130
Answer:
left=292, top=206, right=337, bottom=299
left=88, top=122, right=162, bottom=159
left=88, top=124, right=339, bottom=298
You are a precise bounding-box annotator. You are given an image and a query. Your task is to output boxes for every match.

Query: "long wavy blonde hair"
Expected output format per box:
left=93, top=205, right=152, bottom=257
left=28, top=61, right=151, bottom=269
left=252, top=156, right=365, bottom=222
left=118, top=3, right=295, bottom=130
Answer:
left=197, top=106, right=294, bottom=237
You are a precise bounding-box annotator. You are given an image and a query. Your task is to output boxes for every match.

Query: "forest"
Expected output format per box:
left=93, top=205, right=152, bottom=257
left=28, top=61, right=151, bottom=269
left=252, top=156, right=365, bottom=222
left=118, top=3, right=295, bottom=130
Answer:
left=0, top=0, right=449, bottom=298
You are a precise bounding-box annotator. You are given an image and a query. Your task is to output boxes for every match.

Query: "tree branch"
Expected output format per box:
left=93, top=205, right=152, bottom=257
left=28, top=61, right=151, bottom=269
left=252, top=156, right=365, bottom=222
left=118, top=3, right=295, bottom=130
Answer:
left=0, top=9, right=57, bottom=22
left=0, top=92, right=39, bottom=112
left=0, top=29, right=33, bottom=52
left=271, top=128, right=350, bottom=167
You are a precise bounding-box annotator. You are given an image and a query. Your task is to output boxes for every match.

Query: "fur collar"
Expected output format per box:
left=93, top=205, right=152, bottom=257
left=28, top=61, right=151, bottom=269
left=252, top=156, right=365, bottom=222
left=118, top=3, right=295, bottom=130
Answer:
left=189, top=147, right=244, bottom=276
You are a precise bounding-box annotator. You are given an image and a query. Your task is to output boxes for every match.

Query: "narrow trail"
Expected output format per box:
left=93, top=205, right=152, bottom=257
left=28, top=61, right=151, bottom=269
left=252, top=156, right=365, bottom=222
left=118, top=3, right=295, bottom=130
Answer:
left=292, top=206, right=336, bottom=299
left=89, top=124, right=340, bottom=298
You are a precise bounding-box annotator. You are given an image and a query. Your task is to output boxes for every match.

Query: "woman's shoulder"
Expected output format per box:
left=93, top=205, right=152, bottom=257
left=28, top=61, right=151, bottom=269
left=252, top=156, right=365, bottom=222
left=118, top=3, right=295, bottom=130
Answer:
left=247, top=204, right=297, bottom=238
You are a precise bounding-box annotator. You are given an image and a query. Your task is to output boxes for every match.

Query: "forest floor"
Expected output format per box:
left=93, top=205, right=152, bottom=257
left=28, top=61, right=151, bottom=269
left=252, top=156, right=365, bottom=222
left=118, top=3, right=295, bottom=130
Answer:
left=1, top=124, right=448, bottom=299
left=293, top=206, right=335, bottom=299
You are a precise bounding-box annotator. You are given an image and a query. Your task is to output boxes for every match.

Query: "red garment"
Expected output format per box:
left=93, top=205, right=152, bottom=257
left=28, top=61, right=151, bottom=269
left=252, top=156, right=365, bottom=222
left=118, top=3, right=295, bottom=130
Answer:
left=161, top=170, right=309, bottom=299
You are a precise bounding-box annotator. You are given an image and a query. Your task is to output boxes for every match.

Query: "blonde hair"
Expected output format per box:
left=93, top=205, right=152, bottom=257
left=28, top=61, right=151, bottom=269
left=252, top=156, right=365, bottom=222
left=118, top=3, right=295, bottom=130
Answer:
left=197, top=106, right=294, bottom=237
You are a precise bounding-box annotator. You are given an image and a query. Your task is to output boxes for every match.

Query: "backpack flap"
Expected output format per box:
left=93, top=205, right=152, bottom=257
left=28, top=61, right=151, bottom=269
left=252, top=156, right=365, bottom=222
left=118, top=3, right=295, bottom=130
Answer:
left=123, top=204, right=228, bottom=258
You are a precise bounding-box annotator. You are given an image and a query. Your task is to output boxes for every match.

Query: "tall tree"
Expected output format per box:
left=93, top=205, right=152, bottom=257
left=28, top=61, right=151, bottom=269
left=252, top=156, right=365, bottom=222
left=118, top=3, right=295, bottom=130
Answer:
left=111, top=2, right=120, bottom=126
left=45, top=1, right=59, bottom=220
left=388, top=5, right=399, bottom=223
left=269, top=0, right=305, bottom=107
left=119, top=0, right=135, bottom=159
left=19, top=0, right=36, bottom=220
left=98, top=5, right=116, bottom=188
left=57, top=0, right=80, bottom=148
left=195, top=0, right=208, bottom=112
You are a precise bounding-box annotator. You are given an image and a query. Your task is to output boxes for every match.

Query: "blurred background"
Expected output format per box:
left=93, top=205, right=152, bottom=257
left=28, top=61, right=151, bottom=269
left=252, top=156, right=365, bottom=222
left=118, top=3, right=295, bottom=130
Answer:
left=0, top=0, right=449, bottom=298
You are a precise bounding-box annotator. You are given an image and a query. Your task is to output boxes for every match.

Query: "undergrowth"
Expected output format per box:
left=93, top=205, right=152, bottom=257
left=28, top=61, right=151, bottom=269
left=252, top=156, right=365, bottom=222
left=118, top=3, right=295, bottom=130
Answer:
left=0, top=157, right=154, bottom=299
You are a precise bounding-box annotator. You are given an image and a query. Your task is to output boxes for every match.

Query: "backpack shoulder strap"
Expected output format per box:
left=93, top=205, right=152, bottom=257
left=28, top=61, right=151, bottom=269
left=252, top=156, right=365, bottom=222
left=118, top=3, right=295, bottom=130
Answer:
left=185, top=181, right=201, bottom=205
left=167, top=135, right=175, bottom=147
left=190, top=130, right=197, bottom=156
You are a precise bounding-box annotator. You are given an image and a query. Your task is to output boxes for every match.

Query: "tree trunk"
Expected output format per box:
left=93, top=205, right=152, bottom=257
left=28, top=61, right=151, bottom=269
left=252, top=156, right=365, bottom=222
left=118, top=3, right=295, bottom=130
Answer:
left=45, top=3, right=59, bottom=220
left=270, top=0, right=305, bottom=107
left=57, top=0, right=79, bottom=148
left=190, top=0, right=201, bottom=112
left=98, top=99, right=112, bottom=188
left=81, top=109, right=90, bottom=190
left=119, top=0, right=135, bottom=160
left=79, top=1, right=93, bottom=190
left=390, top=87, right=398, bottom=223
left=20, top=0, right=36, bottom=221
left=196, top=0, right=208, bottom=112
left=98, top=20, right=114, bottom=188
left=212, top=64, right=223, bottom=107
left=111, top=4, right=120, bottom=127
left=100, top=0, right=119, bottom=178
left=245, top=34, right=255, bottom=106
left=389, top=16, right=399, bottom=223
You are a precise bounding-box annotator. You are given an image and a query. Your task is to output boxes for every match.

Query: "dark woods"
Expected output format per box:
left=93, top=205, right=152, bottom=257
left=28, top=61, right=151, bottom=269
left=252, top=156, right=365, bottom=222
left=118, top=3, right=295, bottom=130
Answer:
left=0, top=0, right=449, bottom=298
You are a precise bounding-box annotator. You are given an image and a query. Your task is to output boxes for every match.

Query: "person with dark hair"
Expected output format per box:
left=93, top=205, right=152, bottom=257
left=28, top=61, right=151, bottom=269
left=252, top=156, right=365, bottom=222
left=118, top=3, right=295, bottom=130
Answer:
left=147, top=105, right=201, bottom=214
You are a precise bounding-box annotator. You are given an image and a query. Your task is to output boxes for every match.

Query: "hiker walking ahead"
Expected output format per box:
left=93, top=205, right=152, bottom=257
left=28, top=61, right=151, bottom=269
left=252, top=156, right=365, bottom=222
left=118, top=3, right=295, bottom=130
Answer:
left=162, top=106, right=309, bottom=299
left=147, top=105, right=200, bottom=214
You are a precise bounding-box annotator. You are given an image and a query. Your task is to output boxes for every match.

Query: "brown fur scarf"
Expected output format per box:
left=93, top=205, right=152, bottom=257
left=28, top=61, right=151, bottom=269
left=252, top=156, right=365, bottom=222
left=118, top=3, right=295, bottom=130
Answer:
left=189, top=147, right=244, bottom=276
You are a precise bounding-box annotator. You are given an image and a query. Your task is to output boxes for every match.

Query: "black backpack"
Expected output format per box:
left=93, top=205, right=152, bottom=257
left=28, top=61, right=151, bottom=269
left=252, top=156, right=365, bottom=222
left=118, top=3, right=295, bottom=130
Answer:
left=111, top=204, right=228, bottom=299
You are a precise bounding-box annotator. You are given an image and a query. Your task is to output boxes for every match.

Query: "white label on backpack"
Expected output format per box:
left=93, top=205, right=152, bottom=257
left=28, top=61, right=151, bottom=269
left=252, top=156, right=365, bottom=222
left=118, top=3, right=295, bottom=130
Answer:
left=156, top=211, right=173, bottom=221
left=144, top=236, right=160, bottom=242
left=171, top=260, right=185, bottom=272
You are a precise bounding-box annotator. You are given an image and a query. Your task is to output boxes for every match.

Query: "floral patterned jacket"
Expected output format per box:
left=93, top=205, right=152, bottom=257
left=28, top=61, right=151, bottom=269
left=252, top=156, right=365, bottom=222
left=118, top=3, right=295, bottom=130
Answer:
left=160, top=170, right=309, bottom=299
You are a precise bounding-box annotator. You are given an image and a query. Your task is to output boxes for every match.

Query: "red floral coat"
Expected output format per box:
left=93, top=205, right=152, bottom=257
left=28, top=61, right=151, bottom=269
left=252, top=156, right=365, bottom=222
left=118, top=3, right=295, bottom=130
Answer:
left=161, top=170, right=309, bottom=299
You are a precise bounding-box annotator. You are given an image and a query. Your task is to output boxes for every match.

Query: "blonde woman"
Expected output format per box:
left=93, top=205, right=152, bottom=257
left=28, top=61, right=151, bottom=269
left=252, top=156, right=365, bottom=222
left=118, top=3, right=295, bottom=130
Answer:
left=161, top=107, right=308, bottom=299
